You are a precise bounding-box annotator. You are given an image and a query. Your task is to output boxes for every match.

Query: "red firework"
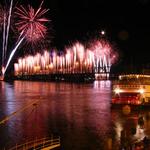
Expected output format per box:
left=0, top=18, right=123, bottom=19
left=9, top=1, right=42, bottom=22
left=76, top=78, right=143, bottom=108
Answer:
left=15, top=2, right=49, bottom=43
left=89, top=39, right=118, bottom=64
left=89, top=40, right=111, bottom=56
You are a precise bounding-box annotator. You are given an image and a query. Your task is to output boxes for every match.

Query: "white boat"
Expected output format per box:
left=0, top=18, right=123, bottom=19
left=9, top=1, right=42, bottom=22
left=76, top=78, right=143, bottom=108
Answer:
left=112, top=74, right=150, bottom=106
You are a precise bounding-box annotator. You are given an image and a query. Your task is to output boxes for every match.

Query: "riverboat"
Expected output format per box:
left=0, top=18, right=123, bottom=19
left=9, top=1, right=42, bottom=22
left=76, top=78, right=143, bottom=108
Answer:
left=112, top=74, right=150, bottom=106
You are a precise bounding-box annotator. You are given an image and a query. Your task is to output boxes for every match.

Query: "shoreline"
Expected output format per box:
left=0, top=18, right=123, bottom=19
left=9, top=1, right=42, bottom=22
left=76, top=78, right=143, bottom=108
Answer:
left=3, top=73, right=117, bottom=82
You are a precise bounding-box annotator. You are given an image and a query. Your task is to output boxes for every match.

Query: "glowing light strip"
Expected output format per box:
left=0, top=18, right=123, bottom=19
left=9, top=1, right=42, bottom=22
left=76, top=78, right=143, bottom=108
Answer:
left=4, top=0, right=13, bottom=58
left=4, top=37, right=24, bottom=75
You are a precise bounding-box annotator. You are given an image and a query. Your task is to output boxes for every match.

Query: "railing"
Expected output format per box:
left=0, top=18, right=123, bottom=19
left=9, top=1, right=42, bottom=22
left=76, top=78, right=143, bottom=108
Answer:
left=113, top=77, right=150, bottom=85
left=7, top=136, right=60, bottom=150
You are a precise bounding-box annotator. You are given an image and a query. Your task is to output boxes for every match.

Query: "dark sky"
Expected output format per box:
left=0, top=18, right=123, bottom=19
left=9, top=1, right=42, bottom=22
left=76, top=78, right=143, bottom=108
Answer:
left=1, top=0, right=150, bottom=72
left=43, top=0, right=150, bottom=69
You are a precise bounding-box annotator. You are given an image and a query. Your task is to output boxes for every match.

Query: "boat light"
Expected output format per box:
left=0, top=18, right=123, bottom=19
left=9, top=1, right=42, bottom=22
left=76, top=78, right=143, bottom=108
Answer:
left=138, top=89, right=144, bottom=94
left=114, top=88, right=122, bottom=94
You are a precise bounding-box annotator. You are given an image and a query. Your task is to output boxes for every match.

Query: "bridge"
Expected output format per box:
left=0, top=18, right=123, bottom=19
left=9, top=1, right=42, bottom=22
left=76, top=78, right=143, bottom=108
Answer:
left=13, top=50, right=111, bottom=81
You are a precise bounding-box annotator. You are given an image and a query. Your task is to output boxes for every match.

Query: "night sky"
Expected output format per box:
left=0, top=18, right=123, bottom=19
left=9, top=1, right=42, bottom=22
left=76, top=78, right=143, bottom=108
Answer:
left=1, top=0, right=150, bottom=73
left=45, top=0, right=150, bottom=71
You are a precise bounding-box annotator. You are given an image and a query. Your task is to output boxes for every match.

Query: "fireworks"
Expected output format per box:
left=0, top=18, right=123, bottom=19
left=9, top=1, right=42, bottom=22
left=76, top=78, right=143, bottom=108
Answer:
left=0, top=0, right=15, bottom=75
left=5, top=0, right=13, bottom=57
left=0, top=4, right=6, bottom=68
left=1, top=1, right=49, bottom=76
left=4, top=37, right=24, bottom=75
left=1, top=0, right=14, bottom=73
left=15, top=2, right=49, bottom=43
left=0, top=1, right=118, bottom=79
left=14, top=39, right=118, bottom=78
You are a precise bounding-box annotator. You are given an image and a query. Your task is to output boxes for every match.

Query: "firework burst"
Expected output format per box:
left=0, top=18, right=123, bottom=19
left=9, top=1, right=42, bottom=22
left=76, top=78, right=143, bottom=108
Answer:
left=15, top=1, right=49, bottom=43
left=89, top=39, right=118, bottom=64
left=2, top=1, right=50, bottom=76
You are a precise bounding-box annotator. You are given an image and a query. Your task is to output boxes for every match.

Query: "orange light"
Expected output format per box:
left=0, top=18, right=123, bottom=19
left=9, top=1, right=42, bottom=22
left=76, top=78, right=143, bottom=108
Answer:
left=114, top=88, right=122, bottom=94
left=138, top=89, right=144, bottom=94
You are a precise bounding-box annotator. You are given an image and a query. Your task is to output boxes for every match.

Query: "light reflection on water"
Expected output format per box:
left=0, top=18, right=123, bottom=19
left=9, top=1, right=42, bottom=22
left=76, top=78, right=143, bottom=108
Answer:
left=0, top=81, right=150, bottom=149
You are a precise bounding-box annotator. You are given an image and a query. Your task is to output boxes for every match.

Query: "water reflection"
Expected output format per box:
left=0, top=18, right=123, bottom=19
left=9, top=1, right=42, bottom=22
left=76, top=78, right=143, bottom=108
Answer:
left=0, top=81, right=150, bottom=149
left=112, top=107, right=150, bottom=149
left=94, top=80, right=111, bottom=89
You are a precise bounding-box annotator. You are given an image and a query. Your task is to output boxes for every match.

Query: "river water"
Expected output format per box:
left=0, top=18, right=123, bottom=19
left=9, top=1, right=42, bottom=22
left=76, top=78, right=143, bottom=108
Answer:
left=0, top=81, right=150, bottom=149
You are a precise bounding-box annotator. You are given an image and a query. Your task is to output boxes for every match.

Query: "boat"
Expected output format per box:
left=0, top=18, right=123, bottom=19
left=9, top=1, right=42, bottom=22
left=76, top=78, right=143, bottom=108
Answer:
left=112, top=74, right=150, bottom=107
